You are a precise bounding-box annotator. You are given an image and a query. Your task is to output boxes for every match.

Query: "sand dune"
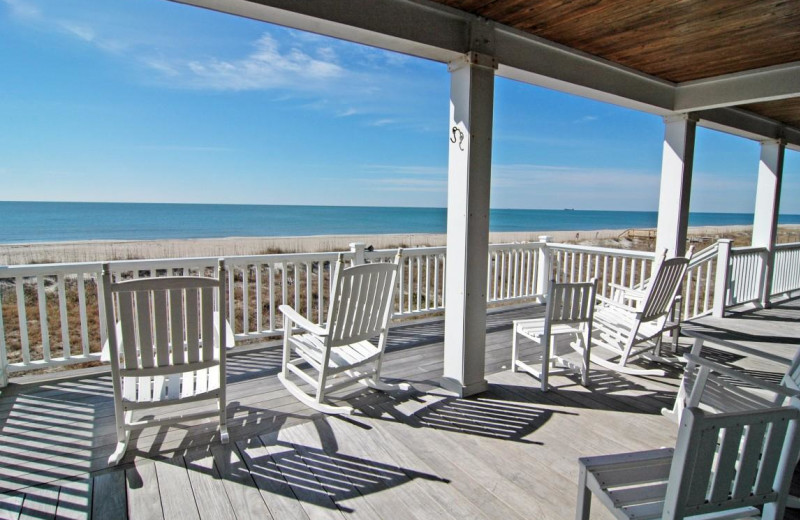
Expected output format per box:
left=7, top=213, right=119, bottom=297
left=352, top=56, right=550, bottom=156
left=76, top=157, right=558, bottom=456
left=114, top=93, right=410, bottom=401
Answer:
left=2, top=225, right=797, bottom=265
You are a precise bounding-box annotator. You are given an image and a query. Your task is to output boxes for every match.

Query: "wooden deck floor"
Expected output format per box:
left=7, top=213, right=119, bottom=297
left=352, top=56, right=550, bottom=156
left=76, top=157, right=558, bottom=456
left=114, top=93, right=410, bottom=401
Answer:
left=1, top=301, right=799, bottom=519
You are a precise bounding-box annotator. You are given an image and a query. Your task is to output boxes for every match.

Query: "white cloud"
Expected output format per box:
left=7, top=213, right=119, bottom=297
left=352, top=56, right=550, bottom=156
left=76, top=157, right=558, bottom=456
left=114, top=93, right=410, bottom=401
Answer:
left=173, top=34, right=343, bottom=91
left=2, top=0, right=40, bottom=19
left=59, top=21, right=94, bottom=42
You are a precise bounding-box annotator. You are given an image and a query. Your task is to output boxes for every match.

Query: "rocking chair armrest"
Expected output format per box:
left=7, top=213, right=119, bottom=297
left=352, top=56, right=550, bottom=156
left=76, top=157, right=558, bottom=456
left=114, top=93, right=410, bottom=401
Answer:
left=279, top=305, right=328, bottom=336
left=596, top=295, right=640, bottom=314
left=608, top=283, right=647, bottom=300
left=683, top=353, right=800, bottom=399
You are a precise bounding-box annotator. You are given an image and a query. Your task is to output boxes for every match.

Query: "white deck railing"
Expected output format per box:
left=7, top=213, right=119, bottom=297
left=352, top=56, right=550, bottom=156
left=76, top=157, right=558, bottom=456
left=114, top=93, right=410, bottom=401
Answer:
left=772, top=242, right=800, bottom=296
left=3, top=238, right=800, bottom=384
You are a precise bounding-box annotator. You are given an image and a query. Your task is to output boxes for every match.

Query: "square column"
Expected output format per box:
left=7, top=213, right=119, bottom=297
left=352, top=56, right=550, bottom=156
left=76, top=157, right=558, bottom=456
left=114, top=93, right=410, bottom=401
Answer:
left=654, top=115, right=697, bottom=258
left=441, top=52, right=496, bottom=397
left=752, top=139, right=786, bottom=307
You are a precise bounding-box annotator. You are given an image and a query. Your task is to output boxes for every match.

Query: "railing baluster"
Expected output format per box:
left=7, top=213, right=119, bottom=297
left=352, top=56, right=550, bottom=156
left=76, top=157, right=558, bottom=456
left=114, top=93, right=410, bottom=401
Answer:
left=228, top=268, right=236, bottom=333
left=57, top=274, right=70, bottom=359
left=306, top=262, right=313, bottom=318
left=242, top=265, right=250, bottom=335
left=37, top=277, right=50, bottom=363
left=269, top=264, right=276, bottom=331
left=434, top=254, right=440, bottom=308
left=77, top=273, right=89, bottom=356
left=15, top=277, right=29, bottom=365
left=425, top=255, right=431, bottom=310
left=256, top=265, right=263, bottom=333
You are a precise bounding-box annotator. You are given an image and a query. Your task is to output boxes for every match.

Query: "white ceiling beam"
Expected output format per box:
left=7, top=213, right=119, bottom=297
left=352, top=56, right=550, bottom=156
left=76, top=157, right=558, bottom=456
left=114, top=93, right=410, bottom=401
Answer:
left=170, top=0, right=800, bottom=148
left=675, top=62, right=800, bottom=112
left=171, top=0, right=469, bottom=62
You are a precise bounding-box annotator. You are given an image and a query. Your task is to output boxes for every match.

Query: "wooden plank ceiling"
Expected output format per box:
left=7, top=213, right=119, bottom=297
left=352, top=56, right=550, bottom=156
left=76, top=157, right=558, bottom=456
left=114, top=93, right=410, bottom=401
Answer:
left=432, top=0, right=800, bottom=129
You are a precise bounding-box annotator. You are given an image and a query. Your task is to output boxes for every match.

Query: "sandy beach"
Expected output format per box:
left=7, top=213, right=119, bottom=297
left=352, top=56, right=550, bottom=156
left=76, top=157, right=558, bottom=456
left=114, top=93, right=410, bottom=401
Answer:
left=3, top=224, right=798, bottom=266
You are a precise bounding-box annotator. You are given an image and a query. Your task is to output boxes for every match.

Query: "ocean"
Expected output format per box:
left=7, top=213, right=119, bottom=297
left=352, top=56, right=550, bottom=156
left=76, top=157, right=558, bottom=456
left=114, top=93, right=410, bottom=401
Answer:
left=1, top=201, right=799, bottom=244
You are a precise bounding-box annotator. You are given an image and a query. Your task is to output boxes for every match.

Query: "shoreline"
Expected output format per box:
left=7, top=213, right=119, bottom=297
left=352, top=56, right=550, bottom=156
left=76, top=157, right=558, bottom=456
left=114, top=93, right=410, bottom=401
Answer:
left=2, top=225, right=799, bottom=265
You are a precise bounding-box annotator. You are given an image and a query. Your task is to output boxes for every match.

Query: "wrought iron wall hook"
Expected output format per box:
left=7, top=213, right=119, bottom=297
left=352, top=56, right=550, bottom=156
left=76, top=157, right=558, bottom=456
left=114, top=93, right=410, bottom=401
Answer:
left=450, top=126, right=465, bottom=151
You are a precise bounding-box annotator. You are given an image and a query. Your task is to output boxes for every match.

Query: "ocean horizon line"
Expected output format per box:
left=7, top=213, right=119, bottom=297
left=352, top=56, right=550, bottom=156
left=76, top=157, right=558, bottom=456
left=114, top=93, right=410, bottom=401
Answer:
left=2, top=201, right=800, bottom=245
left=3, top=199, right=798, bottom=216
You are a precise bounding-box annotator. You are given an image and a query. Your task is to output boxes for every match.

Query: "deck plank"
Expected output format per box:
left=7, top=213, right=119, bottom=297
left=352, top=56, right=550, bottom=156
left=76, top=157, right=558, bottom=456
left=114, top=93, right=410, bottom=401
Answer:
left=234, top=437, right=311, bottom=520
left=153, top=458, right=200, bottom=520
left=91, top=470, right=127, bottom=520
left=126, top=461, right=163, bottom=519
left=209, top=443, right=274, bottom=520
left=182, top=449, right=236, bottom=520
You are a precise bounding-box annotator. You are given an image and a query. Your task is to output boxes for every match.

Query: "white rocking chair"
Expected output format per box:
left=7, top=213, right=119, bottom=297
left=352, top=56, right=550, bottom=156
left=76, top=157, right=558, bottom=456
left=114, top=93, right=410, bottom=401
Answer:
left=278, top=251, right=407, bottom=415
left=590, top=249, right=692, bottom=376
left=101, top=261, right=232, bottom=465
left=511, top=278, right=597, bottom=391
left=578, top=406, right=800, bottom=519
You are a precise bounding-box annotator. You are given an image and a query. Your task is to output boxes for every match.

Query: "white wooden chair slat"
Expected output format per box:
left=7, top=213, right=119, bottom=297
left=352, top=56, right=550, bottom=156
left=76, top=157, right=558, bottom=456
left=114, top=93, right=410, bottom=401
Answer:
left=101, top=261, right=231, bottom=465
left=123, top=376, right=137, bottom=402
left=166, top=372, right=181, bottom=401
left=195, top=368, right=208, bottom=395
left=590, top=249, right=692, bottom=376
left=153, top=290, right=170, bottom=366
left=185, top=288, right=199, bottom=364
left=180, top=371, right=195, bottom=399
left=201, top=287, right=214, bottom=362
left=756, top=416, right=791, bottom=495
left=707, top=424, right=743, bottom=503
left=684, top=424, right=720, bottom=505
left=279, top=251, right=405, bottom=415
left=169, top=289, right=184, bottom=365
left=732, top=420, right=768, bottom=498
left=118, top=294, right=138, bottom=370
left=511, top=278, right=597, bottom=391
left=579, top=406, right=800, bottom=520
left=135, top=291, right=154, bottom=369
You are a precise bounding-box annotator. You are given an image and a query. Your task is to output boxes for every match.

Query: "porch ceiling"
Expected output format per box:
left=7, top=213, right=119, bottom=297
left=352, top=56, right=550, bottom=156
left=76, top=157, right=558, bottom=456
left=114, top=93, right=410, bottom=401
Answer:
left=431, top=0, right=800, bottom=131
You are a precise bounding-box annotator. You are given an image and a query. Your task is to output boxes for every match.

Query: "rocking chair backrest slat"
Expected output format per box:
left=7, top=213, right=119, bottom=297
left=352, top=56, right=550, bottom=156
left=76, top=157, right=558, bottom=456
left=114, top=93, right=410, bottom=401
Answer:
left=153, top=290, right=170, bottom=366
left=105, top=267, right=225, bottom=371
left=664, top=406, right=800, bottom=518
left=169, top=288, right=184, bottom=365
left=327, top=257, right=400, bottom=347
left=640, top=254, right=691, bottom=322
left=548, top=279, right=597, bottom=325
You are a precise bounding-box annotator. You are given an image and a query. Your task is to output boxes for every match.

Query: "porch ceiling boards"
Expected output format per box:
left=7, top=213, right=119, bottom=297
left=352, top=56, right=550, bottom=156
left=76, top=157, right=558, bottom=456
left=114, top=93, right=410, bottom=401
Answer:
left=432, top=0, right=800, bottom=129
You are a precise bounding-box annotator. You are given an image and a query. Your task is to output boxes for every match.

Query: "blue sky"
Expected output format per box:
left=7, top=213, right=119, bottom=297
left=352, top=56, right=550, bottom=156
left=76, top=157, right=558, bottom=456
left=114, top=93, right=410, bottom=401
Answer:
left=1, top=0, right=797, bottom=213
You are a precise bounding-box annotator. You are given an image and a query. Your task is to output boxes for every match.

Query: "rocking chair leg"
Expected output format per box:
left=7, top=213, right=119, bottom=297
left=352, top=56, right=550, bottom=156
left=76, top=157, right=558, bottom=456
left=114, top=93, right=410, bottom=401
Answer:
left=589, top=354, right=665, bottom=376
left=362, top=377, right=411, bottom=392
left=575, top=464, right=591, bottom=520
left=278, top=372, right=354, bottom=415
left=108, top=431, right=131, bottom=466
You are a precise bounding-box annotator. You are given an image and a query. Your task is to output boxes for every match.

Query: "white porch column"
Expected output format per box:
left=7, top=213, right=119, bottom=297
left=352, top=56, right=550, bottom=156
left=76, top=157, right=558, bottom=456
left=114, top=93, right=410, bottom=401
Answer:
left=442, top=51, right=496, bottom=397
left=752, top=139, right=786, bottom=307
left=654, top=115, right=697, bottom=259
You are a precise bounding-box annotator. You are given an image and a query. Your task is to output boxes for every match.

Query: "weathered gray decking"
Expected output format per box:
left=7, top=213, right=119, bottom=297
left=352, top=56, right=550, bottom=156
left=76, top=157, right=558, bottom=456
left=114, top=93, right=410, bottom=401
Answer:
left=1, top=301, right=799, bottom=519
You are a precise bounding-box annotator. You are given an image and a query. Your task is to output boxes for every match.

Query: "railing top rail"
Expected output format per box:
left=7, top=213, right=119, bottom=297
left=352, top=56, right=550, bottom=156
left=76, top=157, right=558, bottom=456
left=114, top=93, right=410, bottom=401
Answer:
left=366, top=246, right=446, bottom=257
left=730, top=245, right=768, bottom=255
left=222, top=251, right=346, bottom=264
left=0, top=261, right=104, bottom=277
left=488, top=242, right=546, bottom=252
left=688, top=242, right=719, bottom=266
left=775, top=241, right=800, bottom=251
left=547, top=243, right=656, bottom=260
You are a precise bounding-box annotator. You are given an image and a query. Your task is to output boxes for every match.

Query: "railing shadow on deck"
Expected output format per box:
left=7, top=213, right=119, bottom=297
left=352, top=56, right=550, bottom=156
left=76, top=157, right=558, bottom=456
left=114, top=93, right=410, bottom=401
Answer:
left=0, top=376, right=110, bottom=516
